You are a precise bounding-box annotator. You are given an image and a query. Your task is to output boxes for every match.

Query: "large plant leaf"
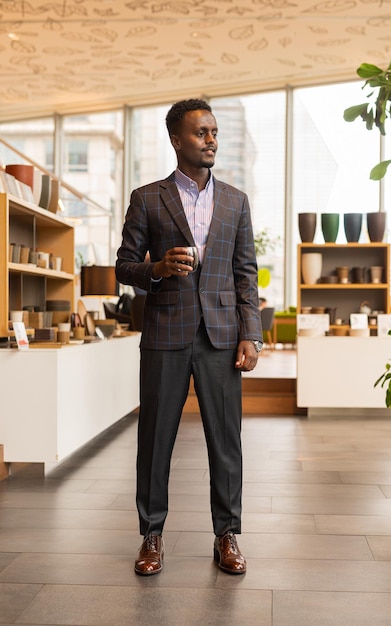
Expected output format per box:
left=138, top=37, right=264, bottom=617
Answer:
left=357, top=63, right=384, bottom=79
left=370, top=160, right=391, bottom=180
left=343, top=103, right=369, bottom=122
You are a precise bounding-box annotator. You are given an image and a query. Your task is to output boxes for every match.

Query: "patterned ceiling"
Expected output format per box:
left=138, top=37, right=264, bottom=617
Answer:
left=0, top=0, right=391, bottom=121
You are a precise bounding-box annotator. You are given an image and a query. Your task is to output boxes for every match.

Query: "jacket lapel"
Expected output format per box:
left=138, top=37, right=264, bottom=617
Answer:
left=203, top=177, right=227, bottom=263
left=160, top=174, right=194, bottom=245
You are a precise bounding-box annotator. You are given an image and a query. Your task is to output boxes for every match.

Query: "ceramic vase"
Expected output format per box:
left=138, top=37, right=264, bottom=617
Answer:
left=32, top=169, right=42, bottom=205
left=48, top=178, right=60, bottom=213
left=301, top=252, right=322, bottom=284
left=369, top=266, right=383, bottom=283
left=352, top=266, right=366, bottom=283
left=344, top=213, right=362, bottom=242
left=321, top=213, right=339, bottom=243
left=367, top=212, right=386, bottom=242
left=337, top=266, right=349, bottom=284
left=39, top=174, right=52, bottom=210
left=298, top=212, right=317, bottom=242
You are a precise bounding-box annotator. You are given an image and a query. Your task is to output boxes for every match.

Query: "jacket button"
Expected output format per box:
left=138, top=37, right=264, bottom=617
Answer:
left=199, top=287, right=205, bottom=294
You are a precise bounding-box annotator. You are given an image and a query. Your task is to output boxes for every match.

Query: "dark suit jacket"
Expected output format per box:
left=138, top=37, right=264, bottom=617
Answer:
left=116, top=172, right=262, bottom=350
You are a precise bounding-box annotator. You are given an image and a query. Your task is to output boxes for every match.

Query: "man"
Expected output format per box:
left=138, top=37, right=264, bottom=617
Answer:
left=116, top=98, right=262, bottom=576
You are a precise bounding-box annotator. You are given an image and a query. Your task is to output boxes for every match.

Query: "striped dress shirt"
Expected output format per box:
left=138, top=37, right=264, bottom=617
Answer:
left=175, top=168, right=214, bottom=264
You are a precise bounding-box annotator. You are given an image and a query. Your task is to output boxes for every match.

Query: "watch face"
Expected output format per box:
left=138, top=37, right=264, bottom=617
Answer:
left=253, top=340, right=262, bottom=352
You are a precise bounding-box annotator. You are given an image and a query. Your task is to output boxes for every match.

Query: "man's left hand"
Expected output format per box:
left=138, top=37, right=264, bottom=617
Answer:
left=235, top=341, right=259, bottom=371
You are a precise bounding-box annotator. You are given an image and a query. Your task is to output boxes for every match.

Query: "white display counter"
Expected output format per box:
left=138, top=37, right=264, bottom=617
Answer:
left=297, top=336, right=391, bottom=418
left=0, top=334, right=140, bottom=465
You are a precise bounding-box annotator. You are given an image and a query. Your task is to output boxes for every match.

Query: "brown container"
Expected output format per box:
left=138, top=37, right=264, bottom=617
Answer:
left=20, top=246, right=30, bottom=264
left=28, top=312, right=44, bottom=329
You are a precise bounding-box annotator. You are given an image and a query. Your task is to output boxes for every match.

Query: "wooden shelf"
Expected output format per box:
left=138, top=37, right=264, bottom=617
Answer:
left=1, top=192, right=75, bottom=337
left=297, top=243, right=390, bottom=323
left=300, top=283, right=388, bottom=289
left=8, top=262, right=74, bottom=281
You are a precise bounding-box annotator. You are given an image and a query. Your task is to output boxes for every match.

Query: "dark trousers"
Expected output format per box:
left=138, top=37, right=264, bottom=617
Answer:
left=136, top=320, right=243, bottom=537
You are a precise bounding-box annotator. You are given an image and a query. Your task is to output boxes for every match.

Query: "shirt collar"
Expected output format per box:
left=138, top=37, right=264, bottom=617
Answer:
left=175, top=167, right=213, bottom=192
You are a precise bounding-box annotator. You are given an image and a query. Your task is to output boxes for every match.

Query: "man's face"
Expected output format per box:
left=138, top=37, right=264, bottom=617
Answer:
left=171, top=109, right=218, bottom=171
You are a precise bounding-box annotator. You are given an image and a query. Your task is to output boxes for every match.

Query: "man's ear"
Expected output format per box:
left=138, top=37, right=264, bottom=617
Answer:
left=170, top=134, right=180, bottom=151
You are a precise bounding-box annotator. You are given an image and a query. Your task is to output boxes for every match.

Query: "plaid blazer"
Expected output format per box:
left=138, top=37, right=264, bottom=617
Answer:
left=116, top=172, right=262, bottom=350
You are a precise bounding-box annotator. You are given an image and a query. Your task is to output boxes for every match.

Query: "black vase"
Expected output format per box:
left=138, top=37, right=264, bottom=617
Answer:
left=367, top=212, right=386, bottom=242
left=298, top=212, right=317, bottom=242
left=343, top=213, right=362, bottom=243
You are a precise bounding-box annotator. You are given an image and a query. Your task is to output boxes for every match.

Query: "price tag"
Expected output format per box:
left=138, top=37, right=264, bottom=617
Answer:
left=297, top=314, right=329, bottom=331
left=13, top=322, right=29, bottom=350
left=350, top=314, right=368, bottom=329
left=377, top=314, right=391, bottom=337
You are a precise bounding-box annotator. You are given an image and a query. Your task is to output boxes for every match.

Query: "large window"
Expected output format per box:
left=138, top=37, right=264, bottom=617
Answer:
left=0, top=117, right=55, bottom=172
left=131, top=105, right=176, bottom=188
left=65, top=140, right=88, bottom=172
left=211, top=94, right=286, bottom=309
left=62, top=111, right=124, bottom=265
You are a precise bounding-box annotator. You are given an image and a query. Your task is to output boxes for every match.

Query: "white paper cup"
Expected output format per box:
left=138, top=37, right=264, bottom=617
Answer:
left=57, top=322, right=71, bottom=332
left=53, top=257, right=62, bottom=271
left=10, top=311, right=24, bottom=323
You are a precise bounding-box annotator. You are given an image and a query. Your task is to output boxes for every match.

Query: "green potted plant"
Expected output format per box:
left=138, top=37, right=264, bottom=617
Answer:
left=345, top=62, right=391, bottom=404
left=343, top=61, right=391, bottom=180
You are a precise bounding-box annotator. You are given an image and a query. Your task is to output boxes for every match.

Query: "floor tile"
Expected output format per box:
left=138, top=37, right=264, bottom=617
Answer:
left=0, top=491, right=119, bottom=510
left=0, top=507, right=139, bottom=530
left=272, top=497, right=391, bottom=516
left=0, top=553, right=18, bottom=573
left=242, top=470, right=341, bottom=484
left=339, top=471, right=391, bottom=484
left=273, top=590, right=391, bottom=626
left=366, top=536, right=391, bottom=560
left=0, top=583, right=42, bottom=623
left=315, top=514, right=391, bottom=535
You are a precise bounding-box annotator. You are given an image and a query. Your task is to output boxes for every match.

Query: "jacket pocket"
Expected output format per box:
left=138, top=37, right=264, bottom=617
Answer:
left=219, top=291, right=236, bottom=306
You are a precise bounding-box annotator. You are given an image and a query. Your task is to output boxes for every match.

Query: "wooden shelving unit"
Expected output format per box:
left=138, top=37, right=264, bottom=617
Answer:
left=297, top=243, right=390, bottom=327
left=0, top=193, right=74, bottom=337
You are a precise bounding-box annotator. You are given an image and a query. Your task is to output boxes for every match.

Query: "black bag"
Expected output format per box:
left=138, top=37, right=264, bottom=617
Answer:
left=115, top=294, right=133, bottom=316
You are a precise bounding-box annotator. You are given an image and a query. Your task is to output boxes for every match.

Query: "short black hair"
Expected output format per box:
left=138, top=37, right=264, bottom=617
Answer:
left=166, top=98, right=212, bottom=136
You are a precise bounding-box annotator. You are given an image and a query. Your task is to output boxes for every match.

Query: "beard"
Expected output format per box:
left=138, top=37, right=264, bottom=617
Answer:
left=200, top=154, right=215, bottom=169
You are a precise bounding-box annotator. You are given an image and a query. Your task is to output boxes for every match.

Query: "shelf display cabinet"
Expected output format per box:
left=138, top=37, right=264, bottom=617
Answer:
left=297, top=243, right=390, bottom=329
left=0, top=192, right=74, bottom=337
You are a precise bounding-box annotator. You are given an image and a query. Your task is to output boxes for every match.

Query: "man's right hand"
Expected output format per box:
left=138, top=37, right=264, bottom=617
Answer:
left=152, top=247, right=196, bottom=279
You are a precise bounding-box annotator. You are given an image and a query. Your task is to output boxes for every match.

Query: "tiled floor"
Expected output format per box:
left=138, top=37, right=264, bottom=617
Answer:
left=2, top=353, right=391, bottom=625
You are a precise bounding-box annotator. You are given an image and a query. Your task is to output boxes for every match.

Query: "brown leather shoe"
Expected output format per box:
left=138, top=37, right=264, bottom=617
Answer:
left=214, top=531, right=246, bottom=575
left=135, top=534, right=164, bottom=576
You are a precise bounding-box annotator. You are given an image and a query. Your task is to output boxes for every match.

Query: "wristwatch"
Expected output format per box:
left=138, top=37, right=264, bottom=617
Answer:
left=252, top=340, right=262, bottom=353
